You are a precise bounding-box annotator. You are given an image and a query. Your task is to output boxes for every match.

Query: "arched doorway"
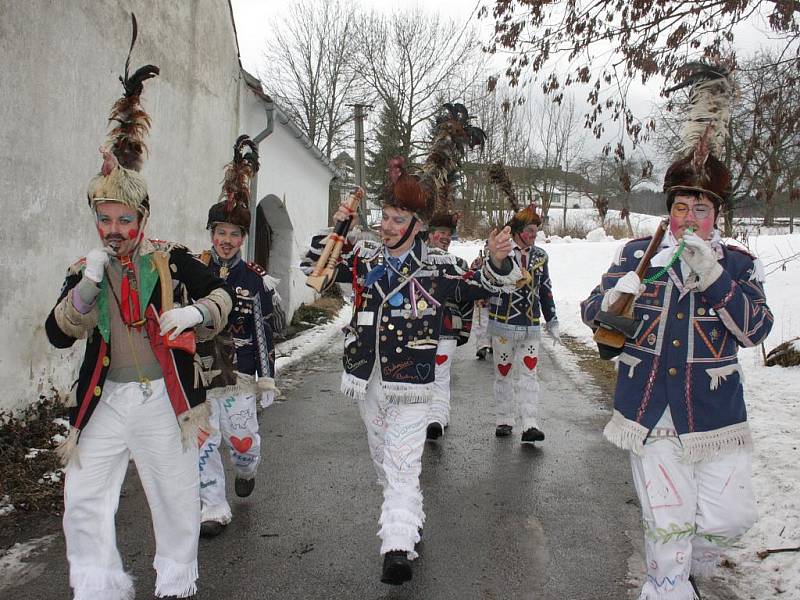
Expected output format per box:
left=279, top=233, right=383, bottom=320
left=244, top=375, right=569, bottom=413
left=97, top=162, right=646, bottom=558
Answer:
left=251, top=194, right=293, bottom=311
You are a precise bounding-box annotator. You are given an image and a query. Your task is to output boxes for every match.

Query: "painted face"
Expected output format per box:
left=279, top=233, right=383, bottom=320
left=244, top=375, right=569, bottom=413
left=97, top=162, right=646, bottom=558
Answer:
left=381, top=206, right=421, bottom=254
left=513, top=223, right=538, bottom=249
left=211, top=223, right=246, bottom=260
left=95, top=202, right=142, bottom=257
left=669, top=193, right=716, bottom=240
left=428, top=227, right=452, bottom=251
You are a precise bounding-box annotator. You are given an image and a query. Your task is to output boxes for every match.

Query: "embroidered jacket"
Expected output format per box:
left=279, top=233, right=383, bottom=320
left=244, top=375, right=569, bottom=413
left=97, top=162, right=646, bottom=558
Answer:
left=199, top=250, right=277, bottom=393
left=580, top=235, right=773, bottom=461
left=302, top=235, right=520, bottom=403
left=428, top=248, right=473, bottom=345
left=489, top=242, right=557, bottom=338
left=45, top=239, right=233, bottom=456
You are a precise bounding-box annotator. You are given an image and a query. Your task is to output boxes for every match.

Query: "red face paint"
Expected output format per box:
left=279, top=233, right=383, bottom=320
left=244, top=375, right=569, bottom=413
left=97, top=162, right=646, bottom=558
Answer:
left=128, top=228, right=139, bottom=239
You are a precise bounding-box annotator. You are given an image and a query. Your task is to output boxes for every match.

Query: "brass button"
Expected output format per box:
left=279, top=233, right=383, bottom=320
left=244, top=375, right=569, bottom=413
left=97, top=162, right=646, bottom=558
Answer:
left=93, top=385, right=102, bottom=396
left=668, top=368, right=677, bottom=376
left=676, top=312, right=684, bottom=320
left=697, top=307, right=706, bottom=316
left=672, top=339, right=681, bottom=348
left=102, top=356, right=110, bottom=367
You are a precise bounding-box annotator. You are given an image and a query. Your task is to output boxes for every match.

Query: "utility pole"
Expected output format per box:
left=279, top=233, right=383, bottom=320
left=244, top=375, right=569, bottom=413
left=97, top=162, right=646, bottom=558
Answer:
left=349, top=103, right=372, bottom=227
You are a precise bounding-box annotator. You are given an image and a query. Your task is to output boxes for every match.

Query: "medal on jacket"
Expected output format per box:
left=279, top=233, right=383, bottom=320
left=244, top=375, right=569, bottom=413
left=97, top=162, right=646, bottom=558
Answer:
left=219, top=265, right=230, bottom=279
left=389, top=293, right=404, bottom=307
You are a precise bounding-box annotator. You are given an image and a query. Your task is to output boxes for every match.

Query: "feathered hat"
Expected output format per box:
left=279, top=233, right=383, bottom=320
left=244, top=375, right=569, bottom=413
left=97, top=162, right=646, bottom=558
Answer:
left=87, top=14, right=159, bottom=215
left=489, top=161, right=541, bottom=232
left=663, top=63, right=734, bottom=213
left=382, top=102, right=485, bottom=222
left=206, top=135, right=260, bottom=232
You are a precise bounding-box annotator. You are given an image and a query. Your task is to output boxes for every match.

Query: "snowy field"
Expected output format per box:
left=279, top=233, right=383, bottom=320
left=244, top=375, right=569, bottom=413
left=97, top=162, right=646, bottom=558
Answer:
left=451, top=212, right=800, bottom=598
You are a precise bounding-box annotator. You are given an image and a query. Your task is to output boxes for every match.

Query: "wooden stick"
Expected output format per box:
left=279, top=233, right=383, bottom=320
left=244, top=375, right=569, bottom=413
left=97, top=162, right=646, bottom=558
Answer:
left=593, top=218, right=669, bottom=350
left=306, top=187, right=364, bottom=292
left=757, top=546, right=800, bottom=559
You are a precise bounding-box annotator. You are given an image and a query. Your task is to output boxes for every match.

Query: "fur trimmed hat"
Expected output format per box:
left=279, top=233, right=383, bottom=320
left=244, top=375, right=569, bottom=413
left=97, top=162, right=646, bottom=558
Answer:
left=428, top=211, right=459, bottom=231
left=489, top=161, right=541, bottom=232
left=87, top=14, right=159, bottom=215
left=381, top=102, right=485, bottom=222
left=206, top=135, right=260, bottom=232
left=663, top=63, right=734, bottom=212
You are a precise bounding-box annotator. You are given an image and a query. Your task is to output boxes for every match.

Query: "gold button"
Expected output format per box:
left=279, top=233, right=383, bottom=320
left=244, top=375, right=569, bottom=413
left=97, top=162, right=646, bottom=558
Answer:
left=93, top=385, right=102, bottom=396
left=672, top=339, right=681, bottom=348
left=697, top=308, right=706, bottom=316
left=668, top=368, right=677, bottom=376
left=676, top=312, right=684, bottom=320
left=102, top=356, right=110, bottom=367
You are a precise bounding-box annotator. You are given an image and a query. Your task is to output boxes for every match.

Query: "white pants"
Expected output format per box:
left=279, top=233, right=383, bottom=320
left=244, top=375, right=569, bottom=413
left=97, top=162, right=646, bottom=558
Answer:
left=63, top=379, right=200, bottom=600
left=492, top=333, right=540, bottom=431
left=631, top=437, right=757, bottom=599
left=357, top=377, right=427, bottom=559
left=472, top=303, right=491, bottom=350
left=198, top=388, right=261, bottom=524
left=428, top=338, right=457, bottom=428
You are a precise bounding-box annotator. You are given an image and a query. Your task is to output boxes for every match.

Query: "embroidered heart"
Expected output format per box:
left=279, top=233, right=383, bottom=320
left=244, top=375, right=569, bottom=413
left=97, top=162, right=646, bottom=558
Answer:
left=435, top=354, right=448, bottom=366
left=230, top=436, right=253, bottom=454
left=497, top=363, right=512, bottom=376
left=416, top=363, right=431, bottom=380
left=523, top=356, right=538, bottom=370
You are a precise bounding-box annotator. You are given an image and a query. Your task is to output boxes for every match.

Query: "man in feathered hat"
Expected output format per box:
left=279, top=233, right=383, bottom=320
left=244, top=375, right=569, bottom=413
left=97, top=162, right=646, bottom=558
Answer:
left=301, top=103, right=520, bottom=585
left=44, top=16, right=232, bottom=600
left=424, top=209, right=472, bottom=440
left=195, top=135, right=281, bottom=538
left=581, top=64, right=774, bottom=599
left=486, top=163, right=560, bottom=444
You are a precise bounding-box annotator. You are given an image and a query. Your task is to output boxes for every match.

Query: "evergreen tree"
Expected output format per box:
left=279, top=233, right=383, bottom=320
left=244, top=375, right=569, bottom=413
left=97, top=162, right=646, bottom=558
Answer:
left=365, top=98, right=406, bottom=197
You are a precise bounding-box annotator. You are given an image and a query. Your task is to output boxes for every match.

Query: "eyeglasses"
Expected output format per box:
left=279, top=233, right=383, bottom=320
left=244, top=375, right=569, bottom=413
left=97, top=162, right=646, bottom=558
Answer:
left=670, top=202, right=713, bottom=219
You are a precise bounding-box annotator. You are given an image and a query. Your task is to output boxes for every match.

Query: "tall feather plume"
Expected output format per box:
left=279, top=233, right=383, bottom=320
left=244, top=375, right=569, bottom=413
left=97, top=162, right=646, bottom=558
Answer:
left=488, top=161, right=519, bottom=212
left=420, top=103, right=486, bottom=219
left=107, top=13, right=160, bottom=172
left=667, top=62, right=733, bottom=162
left=221, top=134, right=259, bottom=213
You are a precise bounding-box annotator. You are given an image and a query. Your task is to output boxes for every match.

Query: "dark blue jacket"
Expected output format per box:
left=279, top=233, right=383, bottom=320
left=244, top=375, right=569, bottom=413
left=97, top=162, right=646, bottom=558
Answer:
left=581, top=236, right=773, bottom=460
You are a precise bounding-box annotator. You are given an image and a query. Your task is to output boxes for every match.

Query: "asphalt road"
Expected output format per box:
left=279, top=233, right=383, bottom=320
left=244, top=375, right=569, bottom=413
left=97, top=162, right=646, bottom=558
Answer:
left=4, top=336, right=651, bottom=599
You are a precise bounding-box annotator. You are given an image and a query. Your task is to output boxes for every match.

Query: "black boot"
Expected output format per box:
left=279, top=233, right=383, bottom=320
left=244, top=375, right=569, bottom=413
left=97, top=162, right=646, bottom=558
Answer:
left=235, top=476, right=255, bottom=498
left=426, top=422, right=443, bottom=440
left=199, top=520, right=225, bottom=538
left=521, top=427, right=545, bottom=444
left=495, top=424, right=513, bottom=437
left=381, top=550, right=412, bottom=585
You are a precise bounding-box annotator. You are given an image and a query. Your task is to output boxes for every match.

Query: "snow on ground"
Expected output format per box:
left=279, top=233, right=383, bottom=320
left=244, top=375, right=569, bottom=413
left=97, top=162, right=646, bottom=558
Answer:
left=0, top=534, right=57, bottom=593
left=273, top=306, right=351, bottom=377
left=451, top=216, right=800, bottom=598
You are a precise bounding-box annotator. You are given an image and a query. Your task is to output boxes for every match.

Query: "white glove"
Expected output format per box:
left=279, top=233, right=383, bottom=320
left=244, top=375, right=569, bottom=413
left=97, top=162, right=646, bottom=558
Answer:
left=260, top=391, right=275, bottom=409
left=544, top=319, right=561, bottom=346
left=681, top=233, right=723, bottom=291
left=159, top=306, right=204, bottom=340
left=601, top=271, right=643, bottom=311
left=84, top=248, right=111, bottom=283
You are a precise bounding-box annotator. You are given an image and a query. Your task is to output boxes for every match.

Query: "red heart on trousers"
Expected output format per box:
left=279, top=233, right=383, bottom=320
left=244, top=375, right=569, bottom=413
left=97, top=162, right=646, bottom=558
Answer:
left=497, top=363, right=512, bottom=376
left=523, top=356, right=538, bottom=370
left=435, top=354, right=448, bottom=365
left=230, top=436, right=253, bottom=454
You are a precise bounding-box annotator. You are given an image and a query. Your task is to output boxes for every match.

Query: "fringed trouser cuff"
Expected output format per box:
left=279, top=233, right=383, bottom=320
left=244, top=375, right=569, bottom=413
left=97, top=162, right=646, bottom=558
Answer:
left=70, top=566, right=134, bottom=600
left=153, top=555, right=198, bottom=598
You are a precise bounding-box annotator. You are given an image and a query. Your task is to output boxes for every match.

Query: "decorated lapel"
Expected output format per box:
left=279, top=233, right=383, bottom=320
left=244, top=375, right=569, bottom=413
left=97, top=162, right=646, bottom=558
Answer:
left=137, top=252, right=159, bottom=315
left=97, top=278, right=110, bottom=343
